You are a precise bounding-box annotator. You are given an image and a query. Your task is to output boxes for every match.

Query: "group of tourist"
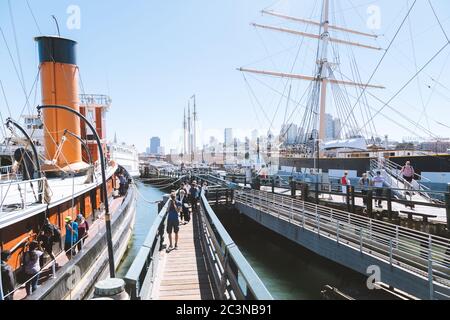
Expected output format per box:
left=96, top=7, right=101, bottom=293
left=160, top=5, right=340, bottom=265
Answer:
left=1, top=213, right=90, bottom=300
left=165, top=180, right=208, bottom=252
left=341, top=161, right=416, bottom=209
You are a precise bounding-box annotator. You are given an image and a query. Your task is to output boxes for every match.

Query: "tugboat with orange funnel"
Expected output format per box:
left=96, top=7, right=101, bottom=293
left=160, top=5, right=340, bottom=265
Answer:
left=0, top=35, right=137, bottom=300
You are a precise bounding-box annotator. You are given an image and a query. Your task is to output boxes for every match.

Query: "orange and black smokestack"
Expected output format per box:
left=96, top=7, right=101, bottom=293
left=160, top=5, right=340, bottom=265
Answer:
left=35, top=36, right=88, bottom=172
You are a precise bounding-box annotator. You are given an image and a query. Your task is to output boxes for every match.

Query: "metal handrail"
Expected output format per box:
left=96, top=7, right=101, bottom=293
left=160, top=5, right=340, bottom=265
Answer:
left=235, top=189, right=450, bottom=297
left=199, top=191, right=273, bottom=300
left=124, top=198, right=169, bottom=300
left=0, top=177, right=45, bottom=212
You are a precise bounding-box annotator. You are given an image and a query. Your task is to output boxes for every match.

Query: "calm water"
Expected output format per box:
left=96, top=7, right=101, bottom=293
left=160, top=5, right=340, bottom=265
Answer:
left=117, top=182, right=387, bottom=299
left=217, top=209, right=389, bottom=300
left=117, top=181, right=164, bottom=278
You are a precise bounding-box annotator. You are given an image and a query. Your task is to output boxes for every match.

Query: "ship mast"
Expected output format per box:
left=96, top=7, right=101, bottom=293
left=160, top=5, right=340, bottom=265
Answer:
left=239, top=0, right=384, bottom=146
left=188, top=101, right=191, bottom=159
left=183, top=107, right=187, bottom=156
left=192, top=94, right=197, bottom=162
left=318, top=0, right=330, bottom=142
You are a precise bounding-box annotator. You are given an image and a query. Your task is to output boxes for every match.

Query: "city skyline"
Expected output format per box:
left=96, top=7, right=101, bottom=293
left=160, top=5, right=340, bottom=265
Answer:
left=1, top=1, right=450, bottom=153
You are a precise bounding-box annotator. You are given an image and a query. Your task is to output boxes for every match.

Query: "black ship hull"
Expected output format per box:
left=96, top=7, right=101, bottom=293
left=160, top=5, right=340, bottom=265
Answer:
left=280, top=154, right=450, bottom=178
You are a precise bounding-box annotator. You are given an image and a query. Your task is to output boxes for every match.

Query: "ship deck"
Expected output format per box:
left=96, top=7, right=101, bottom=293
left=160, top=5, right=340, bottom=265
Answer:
left=0, top=165, right=117, bottom=229
left=10, top=194, right=125, bottom=300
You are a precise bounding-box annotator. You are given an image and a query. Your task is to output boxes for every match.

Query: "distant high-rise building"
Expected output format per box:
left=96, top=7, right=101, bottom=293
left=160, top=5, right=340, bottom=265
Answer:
left=325, top=114, right=334, bottom=140
left=157, top=146, right=165, bottom=155
left=150, top=137, right=161, bottom=154
left=333, top=119, right=342, bottom=140
left=224, top=128, right=233, bottom=147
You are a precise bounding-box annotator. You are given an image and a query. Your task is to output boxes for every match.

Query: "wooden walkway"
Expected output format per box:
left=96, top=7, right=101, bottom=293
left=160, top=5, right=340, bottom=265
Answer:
left=151, top=211, right=216, bottom=300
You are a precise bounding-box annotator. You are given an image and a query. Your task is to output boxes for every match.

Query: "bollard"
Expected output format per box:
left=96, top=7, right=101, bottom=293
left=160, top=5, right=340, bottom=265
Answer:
left=226, top=189, right=229, bottom=205
left=93, top=278, right=129, bottom=300
left=271, top=178, right=275, bottom=194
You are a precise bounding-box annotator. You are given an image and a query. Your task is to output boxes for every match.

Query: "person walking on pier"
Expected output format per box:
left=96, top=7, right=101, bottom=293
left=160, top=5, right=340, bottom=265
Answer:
left=23, top=241, right=43, bottom=296
left=202, top=182, right=209, bottom=199
left=1, top=250, right=15, bottom=300
left=177, top=189, right=190, bottom=224
left=189, top=181, right=200, bottom=213
left=359, top=173, right=371, bottom=207
left=64, top=217, right=78, bottom=260
left=373, top=171, right=385, bottom=208
left=76, top=214, right=89, bottom=252
left=400, top=161, right=415, bottom=193
left=341, top=172, right=351, bottom=201
left=166, top=193, right=181, bottom=251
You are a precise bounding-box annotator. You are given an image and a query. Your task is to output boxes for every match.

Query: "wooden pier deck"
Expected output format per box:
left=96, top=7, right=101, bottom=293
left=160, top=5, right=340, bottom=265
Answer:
left=151, top=211, right=216, bottom=300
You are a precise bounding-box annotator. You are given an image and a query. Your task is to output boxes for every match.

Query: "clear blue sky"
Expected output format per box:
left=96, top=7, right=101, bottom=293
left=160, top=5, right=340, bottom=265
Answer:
left=1, top=0, right=450, bottom=153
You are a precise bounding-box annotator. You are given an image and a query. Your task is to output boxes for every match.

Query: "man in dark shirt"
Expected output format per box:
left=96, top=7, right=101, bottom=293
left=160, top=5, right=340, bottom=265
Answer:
left=1, top=250, right=16, bottom=300
left=166, top=193, right=181, bottom=252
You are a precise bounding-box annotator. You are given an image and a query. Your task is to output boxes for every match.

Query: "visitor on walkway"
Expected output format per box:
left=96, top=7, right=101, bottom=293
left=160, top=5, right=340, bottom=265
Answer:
left=202, top=182, right=209, bottom=199
left=341, top=172, right=351, bottom=201
left=400, top=161, right=415, bottom=192
left=373, top=171, right=385, bottom=208
left=118, top=173, right=127, bottom=196
left=189, top=181, right=200, bottom=213
left=166, top=193, right=181, bottom=252
left=359, top=173, right=371, bottom=206
left=76, top=214, right=89, bottom=251
left=1, top=250, right=15, bottom=300
left=177, top=189, right=190, bottom=224
left=64, top=217, right=78, bottom=260
left=23, top=241, right=43, bottom=296
left=37, top=227, right=56, bottom=267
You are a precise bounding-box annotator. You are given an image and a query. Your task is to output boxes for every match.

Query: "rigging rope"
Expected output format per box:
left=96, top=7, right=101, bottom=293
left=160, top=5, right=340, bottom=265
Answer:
left=338, top=0, right=418, bottom=139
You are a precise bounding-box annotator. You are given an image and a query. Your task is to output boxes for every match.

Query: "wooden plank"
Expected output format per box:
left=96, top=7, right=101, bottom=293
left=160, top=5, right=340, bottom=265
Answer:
left=153, top=210, right=215, bottom=300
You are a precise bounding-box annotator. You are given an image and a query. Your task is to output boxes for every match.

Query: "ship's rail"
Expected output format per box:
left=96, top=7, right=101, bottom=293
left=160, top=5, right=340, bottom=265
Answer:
left=0, top=165, right=15, bottom=180
left=79, top=94, right=112, bottom=107
left=199, top=191, right=272, bottom=300
left=235, top=189, right=450, bottom=299
left=0, top=178, right=44, bottom=213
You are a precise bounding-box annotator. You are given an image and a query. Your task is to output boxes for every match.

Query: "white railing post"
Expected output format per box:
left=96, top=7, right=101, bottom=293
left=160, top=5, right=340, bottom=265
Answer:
left=369, top=220, right=373, bottom=241
left=395, top=226, right=399, bottom=249
left=389, top=239, right=393, bottom=266
left=290, top=197, right=294, bottom=222
left=428, top=235, right=434, bottom=300
left=317, top=213, right=320, bottom=235
left=359, top=228, right=363, bottom=253
left=24, top=182, right=27, bottom=209
left=52, top=260, right=57, bottom=279
left=336, top=221, right=340, bottom=244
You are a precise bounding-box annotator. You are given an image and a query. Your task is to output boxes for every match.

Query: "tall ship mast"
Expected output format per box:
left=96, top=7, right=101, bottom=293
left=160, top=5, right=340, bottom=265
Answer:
left=239, top=0, right=450, bottom=183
